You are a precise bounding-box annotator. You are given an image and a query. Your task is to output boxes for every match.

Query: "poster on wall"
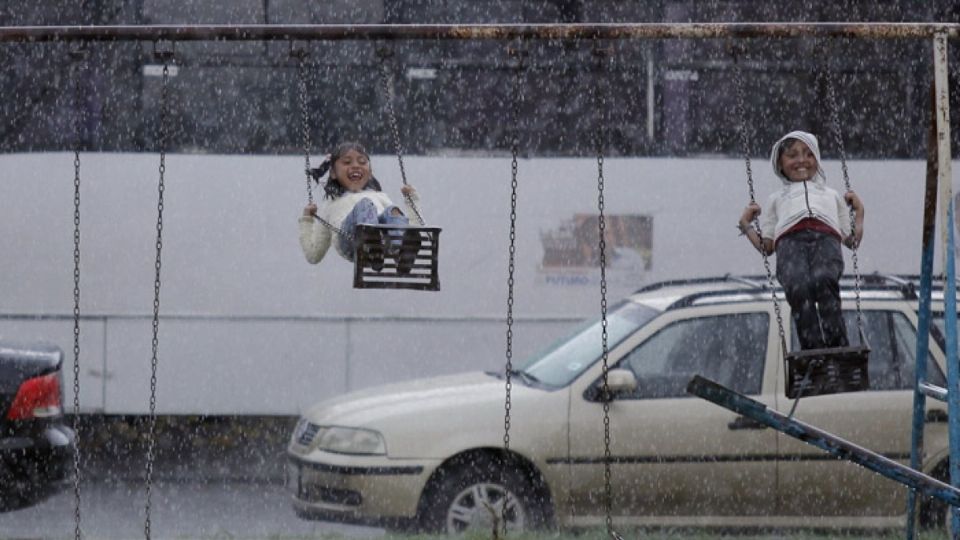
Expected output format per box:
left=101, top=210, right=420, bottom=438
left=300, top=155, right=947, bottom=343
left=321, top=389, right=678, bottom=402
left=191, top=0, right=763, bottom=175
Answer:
left=537, top=214, right=653, bottom=287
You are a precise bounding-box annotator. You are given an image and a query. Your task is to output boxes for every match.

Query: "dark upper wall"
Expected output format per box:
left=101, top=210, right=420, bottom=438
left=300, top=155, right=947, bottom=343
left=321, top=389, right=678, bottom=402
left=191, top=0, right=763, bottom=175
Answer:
left=0, top=0, right=957, bottom=158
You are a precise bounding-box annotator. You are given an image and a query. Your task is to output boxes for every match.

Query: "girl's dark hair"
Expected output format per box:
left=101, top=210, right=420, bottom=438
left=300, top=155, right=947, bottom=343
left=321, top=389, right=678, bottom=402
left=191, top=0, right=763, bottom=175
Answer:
left=775, top=137, right=803, bottom=176
left=776, top=137, right=801, bottom=161
left=310, top=141, right=383, bottom=200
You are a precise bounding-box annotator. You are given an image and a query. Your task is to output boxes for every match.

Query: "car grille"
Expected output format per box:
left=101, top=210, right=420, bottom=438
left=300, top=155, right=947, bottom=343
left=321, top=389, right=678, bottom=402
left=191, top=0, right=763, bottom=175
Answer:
left=300, top=484, right=362, bottom=506
left=297, top=422, right=321, bottom=447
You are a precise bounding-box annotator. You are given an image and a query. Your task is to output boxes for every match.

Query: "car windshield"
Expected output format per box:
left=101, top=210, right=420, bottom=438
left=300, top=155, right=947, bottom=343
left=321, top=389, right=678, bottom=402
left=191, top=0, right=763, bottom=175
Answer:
left=517, top=301, right=659, bottom=388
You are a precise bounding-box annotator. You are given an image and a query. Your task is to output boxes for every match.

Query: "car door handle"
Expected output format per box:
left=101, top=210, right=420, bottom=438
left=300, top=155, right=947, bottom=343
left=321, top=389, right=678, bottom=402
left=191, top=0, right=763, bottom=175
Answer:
left=728, top=416, right=767, bottom=430
left=925, top=409, right=948, bottom=423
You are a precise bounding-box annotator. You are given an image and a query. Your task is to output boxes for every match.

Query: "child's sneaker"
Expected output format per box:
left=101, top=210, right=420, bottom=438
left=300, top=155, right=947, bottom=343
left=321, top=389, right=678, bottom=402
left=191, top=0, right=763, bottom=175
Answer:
left=395, top=229, right=422, bottom=275
left=362, top=233, right=385, bottom=272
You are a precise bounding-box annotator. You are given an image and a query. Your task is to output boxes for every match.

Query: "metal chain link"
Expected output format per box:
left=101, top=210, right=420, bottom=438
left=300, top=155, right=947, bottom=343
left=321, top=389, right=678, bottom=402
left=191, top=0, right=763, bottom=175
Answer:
left=144, top=55, right=171, bottom=540
left=503, top=46, right=525, bottom=456
left=292, top=45, right=353, bottom=240
left=732, top=45, right=788, bottom=358
left=69, top=47, right=85, bottom=540
left=820, top=41, right=866, bottom=341
left=295, top=48, right=314, bottom=205
left=497, top=46, right=527, bottom=539
left=378, top=50, right=426, bottom=226
left=592, top=45, right=615, bottom=539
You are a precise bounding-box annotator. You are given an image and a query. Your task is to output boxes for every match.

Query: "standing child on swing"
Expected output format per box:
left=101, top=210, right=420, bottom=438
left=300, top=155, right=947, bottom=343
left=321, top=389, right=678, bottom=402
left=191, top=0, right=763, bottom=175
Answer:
left=299, top=141, right=422, bottom=274
left=737, top=130, right=865, bottom=351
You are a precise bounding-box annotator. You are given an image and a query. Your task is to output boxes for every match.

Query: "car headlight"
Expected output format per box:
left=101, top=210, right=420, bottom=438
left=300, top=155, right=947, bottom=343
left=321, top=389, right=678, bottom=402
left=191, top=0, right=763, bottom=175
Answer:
left=315, top=426, right=386, bottom=455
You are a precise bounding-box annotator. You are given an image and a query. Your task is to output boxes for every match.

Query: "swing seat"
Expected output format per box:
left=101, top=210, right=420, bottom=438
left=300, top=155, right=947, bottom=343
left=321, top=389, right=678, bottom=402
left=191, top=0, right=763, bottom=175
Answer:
left=353, top=224, right=441, bottom=291
left=785, top=345, right=870, bottom=399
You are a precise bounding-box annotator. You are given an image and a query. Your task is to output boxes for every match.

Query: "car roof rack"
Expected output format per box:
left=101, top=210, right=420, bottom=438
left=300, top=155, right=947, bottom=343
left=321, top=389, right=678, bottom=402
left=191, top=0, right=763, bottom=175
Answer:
left=855, top=272, right=917, bottom=300
left=631, top=273, right=768, bottom=295
left=644, top=272, right=931, bottom=312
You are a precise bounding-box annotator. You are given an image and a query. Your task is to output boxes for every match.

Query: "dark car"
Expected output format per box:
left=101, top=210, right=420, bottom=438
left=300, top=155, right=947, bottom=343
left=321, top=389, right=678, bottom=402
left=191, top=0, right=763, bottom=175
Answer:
left=0, top=340, right=76, bottom=511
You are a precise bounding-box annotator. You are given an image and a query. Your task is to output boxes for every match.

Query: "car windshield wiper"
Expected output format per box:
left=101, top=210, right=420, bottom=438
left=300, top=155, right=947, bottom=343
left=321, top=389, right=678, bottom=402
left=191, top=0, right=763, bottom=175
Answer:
left=485, top=368, right=544, bottom=387
left=507, top=368, right=542, bottom=386
left=484, top=369, right=547, bottom=388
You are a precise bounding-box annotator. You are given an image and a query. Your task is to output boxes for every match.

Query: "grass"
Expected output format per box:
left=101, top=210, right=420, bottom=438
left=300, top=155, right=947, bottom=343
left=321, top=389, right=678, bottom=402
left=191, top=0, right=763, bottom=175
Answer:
left=240, top=529, right=950, bottom=540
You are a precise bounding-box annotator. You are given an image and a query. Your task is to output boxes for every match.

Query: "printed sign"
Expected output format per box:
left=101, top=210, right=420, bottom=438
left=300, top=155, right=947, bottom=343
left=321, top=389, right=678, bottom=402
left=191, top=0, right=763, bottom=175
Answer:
left=538, top=214, right=653, bottom=287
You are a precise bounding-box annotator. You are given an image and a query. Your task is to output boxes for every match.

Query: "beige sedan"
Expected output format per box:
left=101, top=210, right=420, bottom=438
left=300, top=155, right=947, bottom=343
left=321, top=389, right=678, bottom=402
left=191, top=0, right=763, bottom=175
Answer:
left=286, top=278, right=952, bottom=534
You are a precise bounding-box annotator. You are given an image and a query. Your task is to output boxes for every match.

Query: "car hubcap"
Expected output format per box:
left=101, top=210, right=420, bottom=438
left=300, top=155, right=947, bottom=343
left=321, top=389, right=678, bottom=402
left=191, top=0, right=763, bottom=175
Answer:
left=446, top=482, right=526, bottom=533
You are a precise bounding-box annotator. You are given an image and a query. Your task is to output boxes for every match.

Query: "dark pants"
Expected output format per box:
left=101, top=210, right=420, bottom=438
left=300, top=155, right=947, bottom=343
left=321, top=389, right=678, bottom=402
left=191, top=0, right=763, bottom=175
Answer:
left=775, top=229, right=848, bottom=350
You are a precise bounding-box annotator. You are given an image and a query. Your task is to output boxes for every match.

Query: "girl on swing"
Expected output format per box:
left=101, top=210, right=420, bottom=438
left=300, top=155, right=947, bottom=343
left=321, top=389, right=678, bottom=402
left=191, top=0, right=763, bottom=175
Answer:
left=737, top=130, right=865, bottom=351
left=299, top=141, right=422, bottom=274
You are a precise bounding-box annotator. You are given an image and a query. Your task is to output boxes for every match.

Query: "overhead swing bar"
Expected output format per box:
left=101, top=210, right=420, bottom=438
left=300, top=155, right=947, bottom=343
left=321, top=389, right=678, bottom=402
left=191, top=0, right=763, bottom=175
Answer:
left=0, top=22, right=958, bottom=43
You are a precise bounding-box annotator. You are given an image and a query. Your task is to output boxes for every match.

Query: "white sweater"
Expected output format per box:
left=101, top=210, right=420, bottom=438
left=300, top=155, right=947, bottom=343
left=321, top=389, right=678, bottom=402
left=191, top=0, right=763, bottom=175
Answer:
left=298, top=190, right=422, bottom=263
left=759, top=180, right=851, bottom=243
left=760, top=130, right=851, bottom=243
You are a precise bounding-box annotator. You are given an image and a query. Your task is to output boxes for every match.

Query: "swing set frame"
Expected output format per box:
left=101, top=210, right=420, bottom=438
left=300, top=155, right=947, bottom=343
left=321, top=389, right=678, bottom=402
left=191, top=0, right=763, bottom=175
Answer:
left=3, top=20, right=958, bottom=539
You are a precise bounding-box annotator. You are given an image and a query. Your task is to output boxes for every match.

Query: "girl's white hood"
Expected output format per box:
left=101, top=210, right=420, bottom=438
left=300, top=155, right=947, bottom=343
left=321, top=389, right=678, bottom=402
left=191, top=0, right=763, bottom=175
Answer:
left=769, top=130, right=827, bottom=186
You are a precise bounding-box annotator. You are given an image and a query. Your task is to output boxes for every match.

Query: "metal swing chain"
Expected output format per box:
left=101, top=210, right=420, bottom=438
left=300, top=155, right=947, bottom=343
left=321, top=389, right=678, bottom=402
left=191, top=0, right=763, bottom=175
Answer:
left=731, top=46, right=789, bottom=362
left=144, top=53, right=171, bottom=540
left=69, top=46, right=86, bottom=540
left=820, top=41, right=866, bottom=342
left=592, top=45, right=616, bottom=539
left=497, top=45, right=526, bottom=539
left=295, top=48, right=314, bottom=206
left=293, top=46, right=352, bottom=240
left=503, top=48, right=525, bottom=455
left=378, top=50, right=426, bottom=226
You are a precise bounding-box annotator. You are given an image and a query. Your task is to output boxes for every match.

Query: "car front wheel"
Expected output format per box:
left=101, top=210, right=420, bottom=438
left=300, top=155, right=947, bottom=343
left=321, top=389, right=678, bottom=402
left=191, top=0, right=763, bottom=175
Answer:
left=418, top=457, right=548, bottom=534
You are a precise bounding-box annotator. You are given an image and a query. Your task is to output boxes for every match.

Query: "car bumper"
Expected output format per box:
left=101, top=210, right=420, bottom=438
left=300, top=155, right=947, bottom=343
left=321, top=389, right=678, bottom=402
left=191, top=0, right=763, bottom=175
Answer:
left=287, top=451, right=439, bottom=525
left=0, top=424, right=76, bottom=503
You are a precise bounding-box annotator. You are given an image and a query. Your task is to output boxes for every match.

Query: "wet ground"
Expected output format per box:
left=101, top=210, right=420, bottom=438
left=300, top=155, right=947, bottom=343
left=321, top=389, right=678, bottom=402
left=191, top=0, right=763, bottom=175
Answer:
left=1, top=477, right=385, bottom=539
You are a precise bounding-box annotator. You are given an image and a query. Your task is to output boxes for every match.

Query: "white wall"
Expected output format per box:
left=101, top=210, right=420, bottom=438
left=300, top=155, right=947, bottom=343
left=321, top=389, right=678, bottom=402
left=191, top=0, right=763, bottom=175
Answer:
left=0, top=152, right=955, bottom=414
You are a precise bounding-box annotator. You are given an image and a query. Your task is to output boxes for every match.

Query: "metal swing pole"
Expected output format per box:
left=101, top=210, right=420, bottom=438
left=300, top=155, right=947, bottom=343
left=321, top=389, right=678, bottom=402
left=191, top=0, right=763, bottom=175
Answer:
left=907, top=32, right=955, bottom=540
left=933, top=32, right=958, bottom=539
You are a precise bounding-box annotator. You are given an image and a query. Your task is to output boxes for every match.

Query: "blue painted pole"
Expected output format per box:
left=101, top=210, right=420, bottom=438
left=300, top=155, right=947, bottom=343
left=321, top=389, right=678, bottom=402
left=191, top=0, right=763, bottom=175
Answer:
left=906, top=80, right=943, bottom=539
left=946, top=197, right=959, bottom=536
left=908, top=218, right=935, bottom=538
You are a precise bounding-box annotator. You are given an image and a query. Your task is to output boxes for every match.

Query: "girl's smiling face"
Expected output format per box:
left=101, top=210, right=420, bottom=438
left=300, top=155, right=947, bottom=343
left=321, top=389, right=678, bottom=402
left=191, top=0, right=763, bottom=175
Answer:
left=332, top=149, right=372, bottom=192
left=778, top=140, right=818, bottom=182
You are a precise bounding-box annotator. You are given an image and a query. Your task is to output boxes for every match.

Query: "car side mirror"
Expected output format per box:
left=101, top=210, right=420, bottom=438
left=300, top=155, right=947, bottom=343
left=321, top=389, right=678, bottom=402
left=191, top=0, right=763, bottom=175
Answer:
left=585, top=368, right=638, bottom=402
left=607, top=368, right=638, bottom=393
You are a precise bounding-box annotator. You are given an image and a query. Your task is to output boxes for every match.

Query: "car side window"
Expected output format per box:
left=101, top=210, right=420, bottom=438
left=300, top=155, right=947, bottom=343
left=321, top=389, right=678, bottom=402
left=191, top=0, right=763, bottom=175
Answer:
left=618, top=312, right=768, bottom=399
left=789, top=310, right=945, bottom=390
left=882, top=312, right=945, bottom=389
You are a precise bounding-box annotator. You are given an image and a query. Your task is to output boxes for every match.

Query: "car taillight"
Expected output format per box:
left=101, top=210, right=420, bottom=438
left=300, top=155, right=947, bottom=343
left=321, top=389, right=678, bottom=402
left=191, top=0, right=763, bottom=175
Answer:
left=6, top=372, right=62, bottom=420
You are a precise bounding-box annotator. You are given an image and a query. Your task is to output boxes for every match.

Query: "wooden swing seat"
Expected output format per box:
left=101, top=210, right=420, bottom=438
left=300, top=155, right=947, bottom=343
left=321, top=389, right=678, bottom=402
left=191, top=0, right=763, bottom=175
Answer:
left=785, top=344, right=870, bottom=399
left=353, top=223, right=441, bottom=291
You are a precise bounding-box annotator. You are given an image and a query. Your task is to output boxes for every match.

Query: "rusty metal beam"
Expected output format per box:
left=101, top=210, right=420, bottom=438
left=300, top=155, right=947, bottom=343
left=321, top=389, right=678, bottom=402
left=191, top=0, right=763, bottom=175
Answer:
left=0, top=22, right=957, bottom=43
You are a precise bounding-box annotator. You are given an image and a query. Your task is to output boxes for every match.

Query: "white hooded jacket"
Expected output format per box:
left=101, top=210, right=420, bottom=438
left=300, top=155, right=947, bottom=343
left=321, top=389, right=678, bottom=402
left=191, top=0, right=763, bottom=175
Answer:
left=758, top=130, right=851, bottom=244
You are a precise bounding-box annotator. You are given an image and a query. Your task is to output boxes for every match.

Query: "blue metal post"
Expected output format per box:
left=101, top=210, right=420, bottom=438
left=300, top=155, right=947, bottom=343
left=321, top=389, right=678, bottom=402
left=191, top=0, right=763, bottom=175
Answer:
left=906, top=91, right=939, bottom=539
left=946, top=197, right=959, bottom=535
